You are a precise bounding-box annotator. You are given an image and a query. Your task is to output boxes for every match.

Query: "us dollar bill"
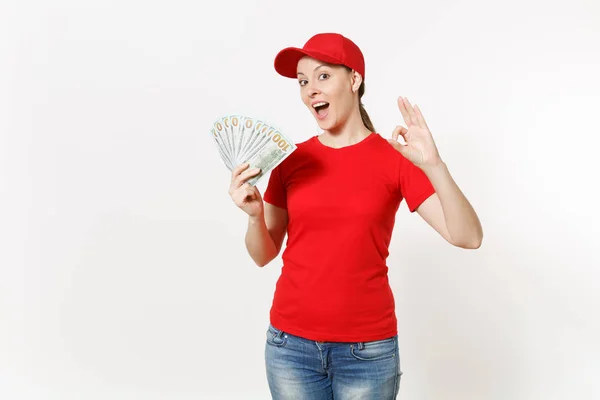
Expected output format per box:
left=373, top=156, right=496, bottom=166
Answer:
left=211, top=125, right=234, bottom=170
left=245, top=128, right=296, bottom=186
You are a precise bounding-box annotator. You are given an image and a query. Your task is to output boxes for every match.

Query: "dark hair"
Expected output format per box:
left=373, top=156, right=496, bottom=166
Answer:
left=344, top=66, right=375, bottom=132
left=357, top=82, right=375, bottom=132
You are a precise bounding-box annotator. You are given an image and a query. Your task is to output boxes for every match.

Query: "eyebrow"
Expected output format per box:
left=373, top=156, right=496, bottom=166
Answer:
left=297, top=64, right=328, bottom=77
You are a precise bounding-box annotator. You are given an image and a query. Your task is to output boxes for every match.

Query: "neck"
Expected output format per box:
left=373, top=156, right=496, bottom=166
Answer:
left=320, top=104, right=372, bottom=148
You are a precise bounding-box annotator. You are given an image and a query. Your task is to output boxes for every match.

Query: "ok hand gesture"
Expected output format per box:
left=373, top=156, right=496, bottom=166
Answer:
left=387, top=96, right=442, bottom=169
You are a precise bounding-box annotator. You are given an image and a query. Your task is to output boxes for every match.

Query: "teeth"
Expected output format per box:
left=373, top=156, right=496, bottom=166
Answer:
left=313, top=102, right=328, bottom=108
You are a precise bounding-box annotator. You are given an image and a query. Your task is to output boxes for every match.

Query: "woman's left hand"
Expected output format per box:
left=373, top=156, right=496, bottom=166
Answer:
left=387, top=96, right=442, bottom=169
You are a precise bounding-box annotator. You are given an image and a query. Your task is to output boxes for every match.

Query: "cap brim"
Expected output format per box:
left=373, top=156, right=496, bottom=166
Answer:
left=274, top=47, right=344, bottom=79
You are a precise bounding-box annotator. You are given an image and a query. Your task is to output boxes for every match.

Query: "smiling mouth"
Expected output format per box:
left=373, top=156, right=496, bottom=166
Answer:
left=313, top=102, right=330, bottom=116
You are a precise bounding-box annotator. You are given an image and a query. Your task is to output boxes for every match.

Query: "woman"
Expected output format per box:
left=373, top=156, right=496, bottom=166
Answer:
left=228, top=32, right=483, bottom=399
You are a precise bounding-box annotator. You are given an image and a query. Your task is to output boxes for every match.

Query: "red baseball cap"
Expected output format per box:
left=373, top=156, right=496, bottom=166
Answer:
left=274, top=33, right=365, bottom=80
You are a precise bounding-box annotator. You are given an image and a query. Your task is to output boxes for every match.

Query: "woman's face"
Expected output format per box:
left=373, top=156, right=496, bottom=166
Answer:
left=296, top=56, right=358, bottom=131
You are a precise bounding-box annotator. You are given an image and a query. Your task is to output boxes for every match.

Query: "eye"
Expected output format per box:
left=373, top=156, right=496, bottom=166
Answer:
left=298, top=79, right=308, bottom=86
left=318, top=73, right=329, bottom=80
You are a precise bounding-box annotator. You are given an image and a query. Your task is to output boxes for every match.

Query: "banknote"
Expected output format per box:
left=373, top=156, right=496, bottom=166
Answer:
left=245, top=127, right=296, bottom=186
left=213, top=117, right=233, bottom=166
left=211, top=126, right=233, bottom=170
left=237, top=119, right=270, bottom=164
left=210, top=114, right=296, bottom=185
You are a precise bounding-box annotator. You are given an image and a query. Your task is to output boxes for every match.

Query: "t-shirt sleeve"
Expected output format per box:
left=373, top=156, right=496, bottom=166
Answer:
left=263, top=164, right=287, bottom=209
left=398, top=154, right=436, bottom=212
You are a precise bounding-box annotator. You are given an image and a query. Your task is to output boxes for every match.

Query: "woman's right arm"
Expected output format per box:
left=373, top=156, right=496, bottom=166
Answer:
left=229, top=163, right=288, bottom=267
left=245, top=203, right=288, bottom=267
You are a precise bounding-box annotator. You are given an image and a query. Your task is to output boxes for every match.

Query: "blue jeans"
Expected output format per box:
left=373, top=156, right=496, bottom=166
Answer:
left=265, top=323, right=402, bottom=399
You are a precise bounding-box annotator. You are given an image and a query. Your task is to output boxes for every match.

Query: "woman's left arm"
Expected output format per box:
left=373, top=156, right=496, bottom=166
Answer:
left=387, top=96, right=483, bottom=249
left=417, top=161, right=483, bottom=249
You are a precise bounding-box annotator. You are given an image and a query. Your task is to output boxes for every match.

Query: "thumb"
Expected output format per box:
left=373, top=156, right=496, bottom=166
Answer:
left=391, top=125, right=408, bottom=142
left=387, top=139, right=410, bottom=156
left=250, top=185, right=262, bottom=200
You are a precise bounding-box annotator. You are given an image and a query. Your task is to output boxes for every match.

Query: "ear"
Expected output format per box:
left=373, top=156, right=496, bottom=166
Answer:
left=350, top=70, right=363, bottom=93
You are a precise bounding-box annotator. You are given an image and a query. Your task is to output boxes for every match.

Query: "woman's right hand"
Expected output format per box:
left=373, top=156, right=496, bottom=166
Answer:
left=229, top=163, right=263, bottom=218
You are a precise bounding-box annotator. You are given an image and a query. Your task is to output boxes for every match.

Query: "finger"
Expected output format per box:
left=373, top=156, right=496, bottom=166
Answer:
left=230, top=167, right=254, bottom=193
left=233, top=183, right=251, bottom=202
left=250, top=185, right=263, bottom=201
left=231, top=162, right=250, bottom=179
left=249, top=185, right=259, bottom=197
left=387, top=139, right=409, bottom=156
left=245, top=184, right=259, bottom=201
left=414, top=104, right=430, bottom=131
left=235, top=167, right=261, bottom=187
left=397, top=96, right=411, bottom=126
left=398, top=97, right=414, bottom=128
left=392, top=125, right=401, bottom=141
left=403, top=97, right=419, bottom=127
left=391, top=125, right=407, bottom=142
left=403, top=97, right=418, bottom=127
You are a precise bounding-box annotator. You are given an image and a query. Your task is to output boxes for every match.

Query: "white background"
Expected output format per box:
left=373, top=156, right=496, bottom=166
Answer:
left=1, top=0, right=599, bottom=399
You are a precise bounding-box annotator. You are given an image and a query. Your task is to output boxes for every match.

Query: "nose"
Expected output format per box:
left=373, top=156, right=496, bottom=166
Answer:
left=307, top=82, right=321, bottom=98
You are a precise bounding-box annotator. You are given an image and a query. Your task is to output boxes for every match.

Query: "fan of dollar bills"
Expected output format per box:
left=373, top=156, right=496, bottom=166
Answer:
left=211, top=114, right=297, bottom=186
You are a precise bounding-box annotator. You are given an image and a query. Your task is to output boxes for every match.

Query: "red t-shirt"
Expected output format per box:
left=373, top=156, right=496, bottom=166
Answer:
left=263, top=132, right=435, bottom=342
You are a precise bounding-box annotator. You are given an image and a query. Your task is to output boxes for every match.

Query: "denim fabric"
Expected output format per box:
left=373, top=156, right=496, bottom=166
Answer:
left=265, top=323, right=402, bottom=399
